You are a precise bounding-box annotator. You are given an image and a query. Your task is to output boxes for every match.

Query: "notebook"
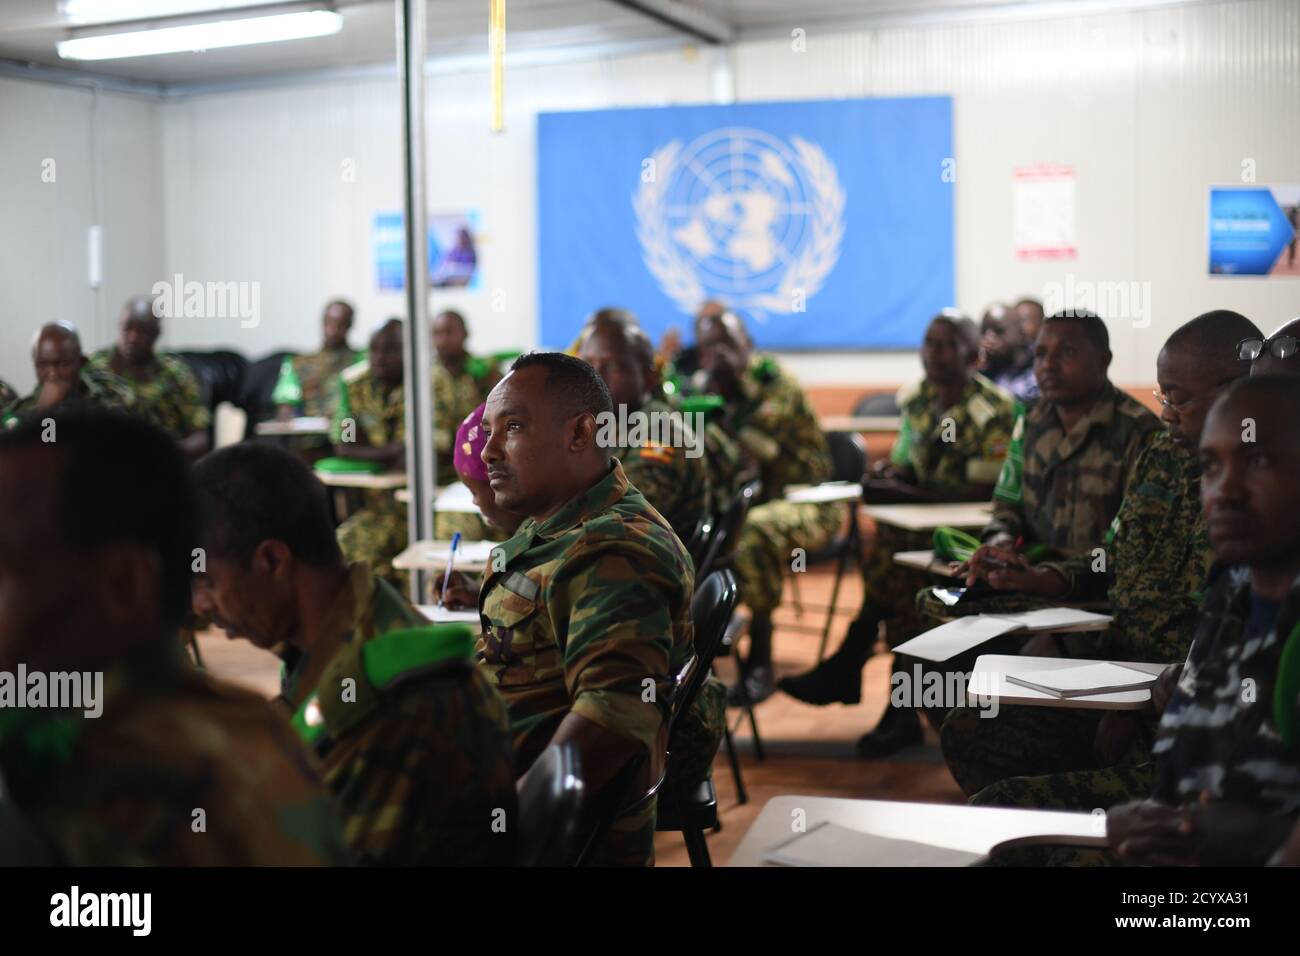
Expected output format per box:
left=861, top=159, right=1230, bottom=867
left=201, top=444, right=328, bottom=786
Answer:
left=1002, top=661, right=1158, bottom=698
left=763, top=822, right=984, bottom=867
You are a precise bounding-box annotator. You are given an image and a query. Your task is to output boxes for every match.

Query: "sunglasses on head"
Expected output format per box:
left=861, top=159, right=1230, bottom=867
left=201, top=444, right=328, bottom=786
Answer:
left=1237, top=335, right=1300, bottom=362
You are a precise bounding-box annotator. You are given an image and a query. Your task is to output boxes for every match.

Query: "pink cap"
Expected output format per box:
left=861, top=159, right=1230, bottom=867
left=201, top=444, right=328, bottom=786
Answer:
left=453, top=402, right=489, bottom=482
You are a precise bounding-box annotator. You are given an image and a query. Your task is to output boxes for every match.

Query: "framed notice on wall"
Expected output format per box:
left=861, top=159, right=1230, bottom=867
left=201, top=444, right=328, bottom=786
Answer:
left=1208, top=186, right=1300, bottom=277
left=1013, top=164, right=1076, bottom=261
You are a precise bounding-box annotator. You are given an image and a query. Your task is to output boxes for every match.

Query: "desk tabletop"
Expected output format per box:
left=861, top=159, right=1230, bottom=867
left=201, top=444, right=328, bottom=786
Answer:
left=819, top=415, right=901, bottom=433
left=255, top=416, right=331, bottom=436
left=315, top=470, right=408, bottom=490
left=893, top=549, right=961, bottom=576
left=729, top=795, right=1104, bottom=866
left=392, top=538, right=495, bottom=572
left=863, top=501, right=990, bottom=532
left=969, top=655, right=1165, bottom=711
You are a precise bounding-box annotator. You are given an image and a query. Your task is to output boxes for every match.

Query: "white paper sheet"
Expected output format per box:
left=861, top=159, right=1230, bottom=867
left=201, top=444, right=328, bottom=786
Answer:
left=764, top=822, right=983, bottom=867
left=784, top=482, right=862, bottom=504
left=416, top=605, right=482, bottom=624
left=989, top=607, right=1112, bottom=632
left=892, top=615, right=1025, bottom=663
left=1003, top=661, right=1157, bottom=697
left=421, top=539, right=497, bottom=565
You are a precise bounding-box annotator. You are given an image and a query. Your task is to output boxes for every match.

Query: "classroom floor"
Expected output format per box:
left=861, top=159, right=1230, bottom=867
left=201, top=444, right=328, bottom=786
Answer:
left=195, top=563, right=965, bottom=867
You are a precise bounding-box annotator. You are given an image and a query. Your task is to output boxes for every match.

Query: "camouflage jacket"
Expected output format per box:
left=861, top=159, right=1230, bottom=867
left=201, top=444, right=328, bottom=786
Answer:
left=88, top=347, right=211, bottom=438
left=433, top=356, right=496, bottom=486
left=986, top=382, right=1159, bottom=557
left=889, top=372, right=1017, bottom=493
left=280, top=563, right=516, bottom=865
left=611, top=396, right=710, bottom=547
left=2, top=365, right=137, bottom=427
left=1039, top=429, right=1211, bottom=661
left=714, top=355, right=831, bottom=503
left=476, top=460, right=694, bottom=776
left=333, top=369, right=405, bottom=510
left=293, top=347, right=364, bottom=419
left=0, top=639, right=348, bottom=865
left=1153, top=566, right=1300, bottom=817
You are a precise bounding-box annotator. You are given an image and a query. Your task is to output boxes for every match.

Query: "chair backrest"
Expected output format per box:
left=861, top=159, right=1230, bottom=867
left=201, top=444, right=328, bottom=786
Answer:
left=826, top=430, right=867, bottom=484
left=175, top=350, right=249, bottom=413
left=853, top=391, right=900, bottom=417
left=240, top=350, right=298, bottom=434
left=677, top=568, right=738, bottom=735
left=696, top=480, right=761, bottom=581
left=574, top=570, right=737, bottom=864
left=516, top=740, right=586, bottom=866
left=685, top=513, right=712, bottom=571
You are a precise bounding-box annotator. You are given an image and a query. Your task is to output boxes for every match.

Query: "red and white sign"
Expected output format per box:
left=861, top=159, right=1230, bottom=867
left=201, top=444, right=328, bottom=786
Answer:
left=1013, top=163, right=1076, bottom=261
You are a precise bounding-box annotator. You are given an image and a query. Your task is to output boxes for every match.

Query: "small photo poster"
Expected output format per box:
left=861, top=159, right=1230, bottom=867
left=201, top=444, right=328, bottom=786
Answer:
left=373, top=210, right=482, bottom=291
left=1013, top=163, right=1076, bottom=261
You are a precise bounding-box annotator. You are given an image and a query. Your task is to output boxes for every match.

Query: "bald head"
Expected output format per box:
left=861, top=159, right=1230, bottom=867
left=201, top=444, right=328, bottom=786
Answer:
left=577, top=320, right=656, bottom=410
left=119, top=295, right=161, bottom=366
left=32, top=322, right=84, bottom=391
left=1156, top=310, right=1260, bottom=449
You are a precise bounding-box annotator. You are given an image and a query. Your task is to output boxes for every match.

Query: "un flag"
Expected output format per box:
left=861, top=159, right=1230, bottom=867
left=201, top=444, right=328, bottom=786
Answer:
left=538, top=96, right=953, bottom=350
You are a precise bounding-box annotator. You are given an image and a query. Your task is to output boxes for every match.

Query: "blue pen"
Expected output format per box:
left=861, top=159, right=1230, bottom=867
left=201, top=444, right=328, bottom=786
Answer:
left=439, top=532, right=462, bottom=607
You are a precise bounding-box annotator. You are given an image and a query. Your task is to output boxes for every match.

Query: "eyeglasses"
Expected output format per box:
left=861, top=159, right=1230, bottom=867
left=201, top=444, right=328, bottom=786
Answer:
left=1237, top=334, right=1300, bottom=362
left=1152, top=377, right=1239, bottom=411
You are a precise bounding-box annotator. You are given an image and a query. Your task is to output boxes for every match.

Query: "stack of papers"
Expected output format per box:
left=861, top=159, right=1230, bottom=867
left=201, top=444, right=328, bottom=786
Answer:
left=1003, top=662, right=1158, bottom=698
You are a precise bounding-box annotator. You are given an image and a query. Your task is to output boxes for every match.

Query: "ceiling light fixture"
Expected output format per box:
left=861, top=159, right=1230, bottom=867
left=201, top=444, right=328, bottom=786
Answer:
left=57, top=9, right=342, bottom=61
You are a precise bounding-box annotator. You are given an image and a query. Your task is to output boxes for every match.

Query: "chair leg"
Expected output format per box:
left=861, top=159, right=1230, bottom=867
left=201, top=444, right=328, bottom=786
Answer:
left=748, top=704, right=766, bottom=761
left=817, top=505, right=862, bottom=663
left=683, top=824, right=713, bottom=867
left=723, top=723, right=747, bottom=805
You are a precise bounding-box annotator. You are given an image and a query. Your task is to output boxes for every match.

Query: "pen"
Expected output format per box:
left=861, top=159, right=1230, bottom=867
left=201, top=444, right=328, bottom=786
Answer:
left=439, top=532, right=461, bottom=607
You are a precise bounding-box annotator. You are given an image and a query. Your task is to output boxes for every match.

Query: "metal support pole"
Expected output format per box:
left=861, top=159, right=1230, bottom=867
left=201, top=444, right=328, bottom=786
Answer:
left=397, top=0, right=434, bottom=603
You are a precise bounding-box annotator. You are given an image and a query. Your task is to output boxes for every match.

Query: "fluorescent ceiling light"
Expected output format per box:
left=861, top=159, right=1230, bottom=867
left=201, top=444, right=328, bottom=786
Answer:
left=60, top=1, right=290, bottom=27
left=58, top=10, right=342, bottom=61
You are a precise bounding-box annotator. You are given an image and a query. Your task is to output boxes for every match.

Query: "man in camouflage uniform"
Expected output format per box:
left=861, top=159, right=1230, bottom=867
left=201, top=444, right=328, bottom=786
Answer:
left=577, top=318, right=710, bottom=546
left=0, top=408, right=348, bottom=865
left=978, top=302, right=1039, bottom=405
left=780, top=312, right=1017, bottom=733
left=1010, top=377, right=1300, bottom=866
left=882, top=313, right=1160, bottom=760
left=465, top=354, right=700, bottom=866
left=292, top=299, right=365, bottom=419
left=3, top=322, right=135, bottom=427
left=943, top=311, right=1261, bottom=809
left=333, top=319, right=409, bottom=591
left=192, top=443, right=516, bottom=865
left=433, top=310, right=500, bottom=486
left=695, top=311, right=839, bottom=703
left=88, top=295, right=211, bottom=458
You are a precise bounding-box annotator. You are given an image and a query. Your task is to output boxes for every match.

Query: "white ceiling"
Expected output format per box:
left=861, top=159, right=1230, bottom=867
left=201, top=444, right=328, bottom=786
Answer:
left=0, top=0, right=1212, bottom=90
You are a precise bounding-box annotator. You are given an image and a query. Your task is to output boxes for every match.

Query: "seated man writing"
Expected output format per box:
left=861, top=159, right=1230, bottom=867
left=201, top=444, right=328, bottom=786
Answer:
left=192, top=442, right=517, bottom=866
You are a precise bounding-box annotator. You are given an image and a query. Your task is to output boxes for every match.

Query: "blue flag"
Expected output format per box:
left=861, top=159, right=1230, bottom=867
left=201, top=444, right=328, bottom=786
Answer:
left=538, top=96, right=954, bottom=350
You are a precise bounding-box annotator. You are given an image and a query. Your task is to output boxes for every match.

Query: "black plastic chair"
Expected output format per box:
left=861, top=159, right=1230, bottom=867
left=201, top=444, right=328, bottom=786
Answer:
left=574, top=570, right=737, bottom=867
left=176, top=349, right=248, bottom=445
left=685, top=513, right=712, bottom=572
left=853, top=391, right=900, bottom=417
left=240, top=350, right=298, bottom=438
left=696, top=480, right=761, bottom=582
left=516, top=740, right=586, bottom=866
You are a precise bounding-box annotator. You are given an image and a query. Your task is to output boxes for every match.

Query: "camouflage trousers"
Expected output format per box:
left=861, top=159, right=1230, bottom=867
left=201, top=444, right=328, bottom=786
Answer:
left=941, top=702, right=1155, bottom=800
left=860, top=524, right=939, bottom=647
left=734, top=500, right=842, bottom=615
left=668, top=676, right=726, bottom=789
left=337, top=498, right=409, bottom=593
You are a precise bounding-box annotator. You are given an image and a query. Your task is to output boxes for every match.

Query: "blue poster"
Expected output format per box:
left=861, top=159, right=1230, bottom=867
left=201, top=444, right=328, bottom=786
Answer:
left=1208, top=186, right=1300, bottom=276
left=538, top=96, right=953, bottom=350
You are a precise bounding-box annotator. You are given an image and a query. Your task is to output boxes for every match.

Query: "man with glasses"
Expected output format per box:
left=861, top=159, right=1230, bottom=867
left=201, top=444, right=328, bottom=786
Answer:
left=1239, top=318, right=1300, bottom=376
left=940, top=311, right=1261, bottom=813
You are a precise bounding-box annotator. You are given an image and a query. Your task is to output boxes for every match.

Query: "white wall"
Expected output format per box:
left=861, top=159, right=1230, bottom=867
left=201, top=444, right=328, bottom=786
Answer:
left=0, top=77, right=163, bottom=393
left=7, top=0, right=1298, bottom=395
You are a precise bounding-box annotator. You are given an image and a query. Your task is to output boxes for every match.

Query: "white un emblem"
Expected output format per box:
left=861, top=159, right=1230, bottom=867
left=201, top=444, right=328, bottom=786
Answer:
left=634, top=127, right=845, bottom=319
